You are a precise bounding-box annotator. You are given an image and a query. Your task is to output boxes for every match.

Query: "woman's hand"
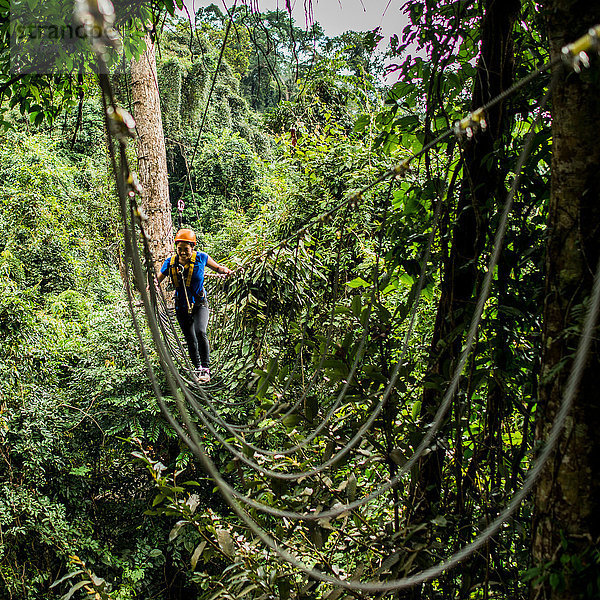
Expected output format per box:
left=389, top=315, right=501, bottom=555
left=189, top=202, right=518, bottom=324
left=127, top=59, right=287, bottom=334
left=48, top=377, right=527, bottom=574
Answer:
left=207, top=256, right=233, bottom=277
left=217, top=265, right=233, bottom=277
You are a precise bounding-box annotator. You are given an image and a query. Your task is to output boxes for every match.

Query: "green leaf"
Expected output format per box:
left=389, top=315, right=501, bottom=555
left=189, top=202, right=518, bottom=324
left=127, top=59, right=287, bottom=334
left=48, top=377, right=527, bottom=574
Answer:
left=353, top=114, right=370, bottom=133
left=346, top=277, right=370, bottom=289
left=50, top=570, right=84, bottom=589
left=411, top=400, right=421, bottom=420
left=400, top=273, right=414, bottom=288
left=191, top=541, right=206, bottom=570
left=69, top=465, right=91, bottom=476
left=393, top=115, right=420, bottom=131
left=334, top=305, right=352, bottom=315
left=322, top=359, right=348, bottom=372
left=351, top=295, right=362, bottom=318
left=382, top=133, right=400, bottom=155
left=162, top=0, right=175, bottom=15
left=360, top=305, right=370, bottom=326
left=282, top=414, right=300, bottom=428
left=386, top=82, right=412, bottom=102
left=61, top=581, right=91, bottom=600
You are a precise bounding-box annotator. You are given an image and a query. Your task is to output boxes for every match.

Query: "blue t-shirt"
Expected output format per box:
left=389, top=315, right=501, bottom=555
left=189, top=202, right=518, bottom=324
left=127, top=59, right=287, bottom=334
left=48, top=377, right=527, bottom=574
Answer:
left=161, top=251, right=208, bottom=307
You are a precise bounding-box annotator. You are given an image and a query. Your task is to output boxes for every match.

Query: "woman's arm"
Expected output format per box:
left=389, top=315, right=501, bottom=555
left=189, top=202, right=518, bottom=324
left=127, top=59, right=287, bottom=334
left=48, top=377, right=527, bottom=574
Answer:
left=146, top=270, right=166, bottom=296
left=206, top=256, right=232, bottom=276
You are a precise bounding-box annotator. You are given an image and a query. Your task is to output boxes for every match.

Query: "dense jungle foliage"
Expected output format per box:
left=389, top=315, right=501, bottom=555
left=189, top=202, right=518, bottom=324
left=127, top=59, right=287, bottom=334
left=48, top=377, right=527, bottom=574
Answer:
left=1, top=1, right=599, bottom=599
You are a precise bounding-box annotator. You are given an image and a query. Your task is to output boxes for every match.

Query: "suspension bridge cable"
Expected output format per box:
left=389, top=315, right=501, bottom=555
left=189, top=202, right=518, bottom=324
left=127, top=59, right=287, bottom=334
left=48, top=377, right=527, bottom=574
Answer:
left=140, top=136, right=459, bottom=477
left=81, top=0, right=600, bottom=587
left=124, top=68, right=600, bottom=593
left=118, top=53, right=562, bottom=531
left=180, top=170, right=450, bottom=465
left=126, top=41, right=524, bottom=492
left=140, top=177, right=438, bottom=472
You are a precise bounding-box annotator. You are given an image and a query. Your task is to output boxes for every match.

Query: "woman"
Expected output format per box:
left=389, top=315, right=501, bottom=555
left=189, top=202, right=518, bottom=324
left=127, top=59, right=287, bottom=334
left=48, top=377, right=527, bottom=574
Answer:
left=156, top=228, right=232, bottom=383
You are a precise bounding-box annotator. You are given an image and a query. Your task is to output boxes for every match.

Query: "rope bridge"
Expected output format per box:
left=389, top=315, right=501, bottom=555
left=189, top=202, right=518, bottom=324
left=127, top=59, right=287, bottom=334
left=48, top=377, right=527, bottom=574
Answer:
left=78, top=0, right=600, bottom=591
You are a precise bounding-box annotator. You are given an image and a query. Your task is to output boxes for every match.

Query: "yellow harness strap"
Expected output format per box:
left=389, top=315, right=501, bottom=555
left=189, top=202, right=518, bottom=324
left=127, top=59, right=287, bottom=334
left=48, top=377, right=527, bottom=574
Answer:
left=169, top=255, right=178, bottom=287
left=169, top=252, right=197, bottom=289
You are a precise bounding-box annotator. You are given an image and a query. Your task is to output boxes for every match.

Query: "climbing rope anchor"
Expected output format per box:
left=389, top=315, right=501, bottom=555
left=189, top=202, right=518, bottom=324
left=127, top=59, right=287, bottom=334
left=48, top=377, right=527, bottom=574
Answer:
left=177, top=198, right=184, bottom=228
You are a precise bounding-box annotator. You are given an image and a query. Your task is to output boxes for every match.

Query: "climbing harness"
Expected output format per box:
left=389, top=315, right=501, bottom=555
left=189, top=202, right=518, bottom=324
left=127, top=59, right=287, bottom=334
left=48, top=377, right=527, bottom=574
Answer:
left=169, top=252, right=196, bottom=314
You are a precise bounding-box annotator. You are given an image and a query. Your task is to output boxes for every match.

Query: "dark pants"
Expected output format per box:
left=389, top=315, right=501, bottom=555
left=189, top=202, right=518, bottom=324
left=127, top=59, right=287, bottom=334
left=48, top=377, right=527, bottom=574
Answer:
left=176, top=301, right=210, bottom=369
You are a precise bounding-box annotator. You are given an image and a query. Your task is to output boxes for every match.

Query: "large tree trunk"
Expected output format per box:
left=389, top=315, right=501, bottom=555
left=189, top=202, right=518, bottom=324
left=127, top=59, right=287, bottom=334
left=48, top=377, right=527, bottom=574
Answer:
left=411, top=0, right=520, bottom=522
left=531, top=3, right=600, bottom=598
left=131, top=33, right=173, bottom=275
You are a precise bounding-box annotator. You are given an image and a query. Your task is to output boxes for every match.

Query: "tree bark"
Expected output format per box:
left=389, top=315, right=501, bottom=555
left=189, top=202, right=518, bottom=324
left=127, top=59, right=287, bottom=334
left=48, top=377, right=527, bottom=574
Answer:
left=131, top=33, right=173, bottom=275
left=411, top=0, right=520, bottom=521
left=531, top=2, right=600, bottom=598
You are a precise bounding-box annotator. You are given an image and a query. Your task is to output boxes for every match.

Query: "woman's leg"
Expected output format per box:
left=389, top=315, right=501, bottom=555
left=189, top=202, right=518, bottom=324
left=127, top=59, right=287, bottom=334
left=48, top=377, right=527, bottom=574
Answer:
left=176, top=309, right=201, bottom=368
left=194, top=302, right=210, bottom=369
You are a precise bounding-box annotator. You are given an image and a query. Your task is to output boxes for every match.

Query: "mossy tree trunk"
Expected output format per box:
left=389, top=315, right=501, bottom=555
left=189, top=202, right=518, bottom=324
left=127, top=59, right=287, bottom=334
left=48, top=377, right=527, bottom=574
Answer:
left=531, top=2, right=600, bottom=598
left=131, top=32, right=173, bottom=275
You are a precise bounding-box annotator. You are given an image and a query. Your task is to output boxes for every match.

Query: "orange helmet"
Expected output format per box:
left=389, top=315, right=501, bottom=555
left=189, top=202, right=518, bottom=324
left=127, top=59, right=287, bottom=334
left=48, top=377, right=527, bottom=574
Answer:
left=174, top=228, right=196, bottom=245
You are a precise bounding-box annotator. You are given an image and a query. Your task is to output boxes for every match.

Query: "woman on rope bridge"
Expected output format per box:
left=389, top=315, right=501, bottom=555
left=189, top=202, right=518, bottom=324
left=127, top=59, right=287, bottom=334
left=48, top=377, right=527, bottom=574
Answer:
left=156, top=228, right=232, bottom=383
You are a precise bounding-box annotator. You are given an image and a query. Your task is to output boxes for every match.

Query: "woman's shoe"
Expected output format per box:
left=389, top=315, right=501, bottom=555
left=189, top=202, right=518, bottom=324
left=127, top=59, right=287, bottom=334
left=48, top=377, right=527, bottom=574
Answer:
left=196, top=367, right=210, bottom=383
